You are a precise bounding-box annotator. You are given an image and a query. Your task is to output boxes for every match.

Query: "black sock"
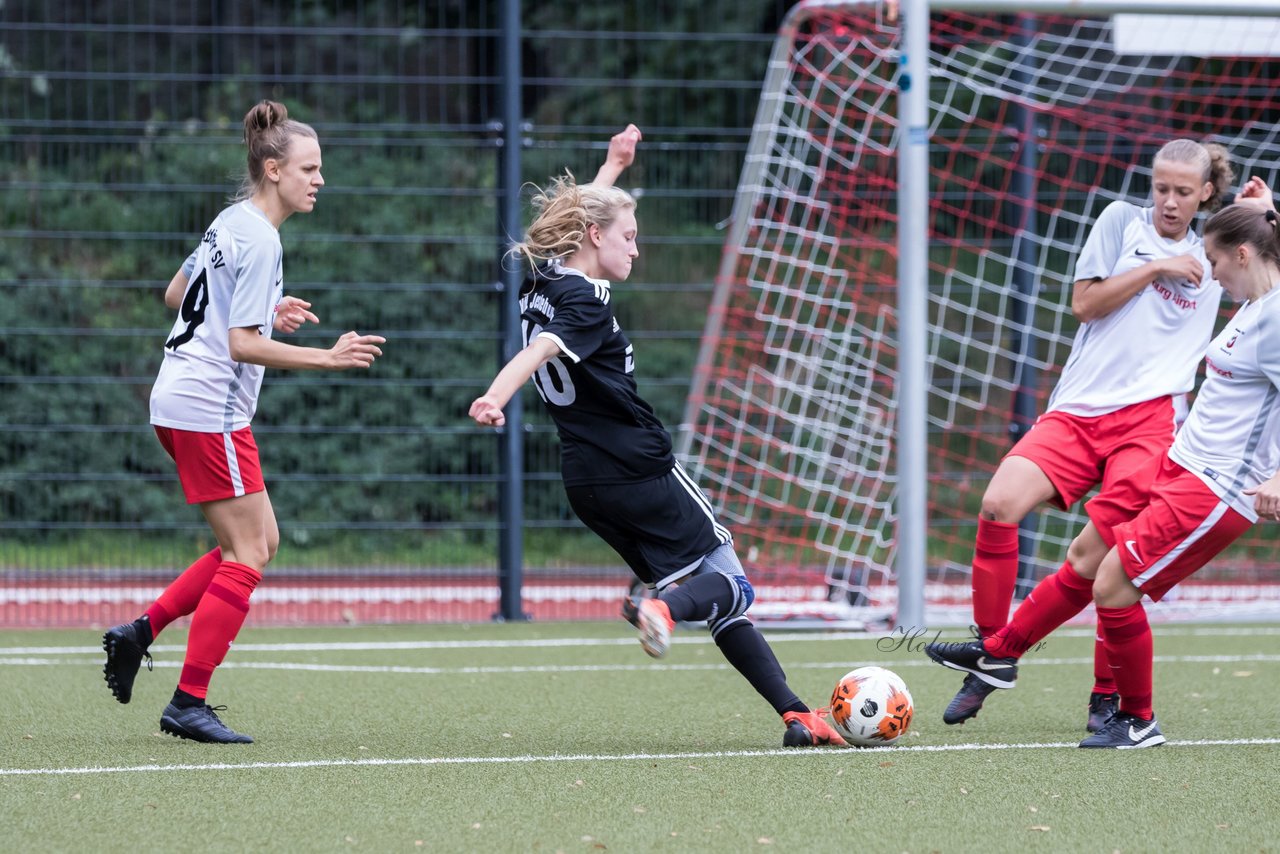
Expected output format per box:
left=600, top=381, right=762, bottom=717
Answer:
left=171, top=688, right=203, bottom=709
left=134, top=615, right=154, bottom=648
left=715, top=621, right=807, bottom=715
left=660, top=573, right=737, bottom=623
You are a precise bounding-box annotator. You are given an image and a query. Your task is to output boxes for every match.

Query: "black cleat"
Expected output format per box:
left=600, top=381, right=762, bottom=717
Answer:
left=924, top=639, right=1018, bottom=689
left=160, top=702, right=254, bottom=744
left=943, top=673, right=997, bottom=725
left=1078, top=711, right=1165, bottom=749
left=102, top=621, right=153, bottom=704
left=1086, top=691, right=1120, bottom=733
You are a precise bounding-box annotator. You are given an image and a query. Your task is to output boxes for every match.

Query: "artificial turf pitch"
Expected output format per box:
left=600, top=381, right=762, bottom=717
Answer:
left=4, top=621, right=1278, bottom=852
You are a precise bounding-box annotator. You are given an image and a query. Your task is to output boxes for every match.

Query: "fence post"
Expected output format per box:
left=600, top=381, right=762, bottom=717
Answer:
left=1009, top=13, right=1044, bottom=599
left=495, top=0, right=529, bottom=622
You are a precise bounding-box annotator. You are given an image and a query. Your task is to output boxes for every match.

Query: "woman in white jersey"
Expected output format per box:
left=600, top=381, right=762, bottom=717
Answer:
left=942, top=140, right=1233, bottom=730
left=927, top=192, right=1280, bottom=748
left=101, top=101, right=385, bottom=744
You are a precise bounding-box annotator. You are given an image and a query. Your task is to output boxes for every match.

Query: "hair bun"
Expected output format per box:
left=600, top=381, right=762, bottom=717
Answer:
left=243, top=100, right=289, bottom=140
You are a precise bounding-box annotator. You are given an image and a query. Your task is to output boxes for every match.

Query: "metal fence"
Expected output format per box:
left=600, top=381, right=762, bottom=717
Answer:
left=0, top=0, right=797, bottom=625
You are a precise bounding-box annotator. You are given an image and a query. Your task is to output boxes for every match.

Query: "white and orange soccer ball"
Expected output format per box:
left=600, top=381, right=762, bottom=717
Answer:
left=829, top=666, right=914, bottom=746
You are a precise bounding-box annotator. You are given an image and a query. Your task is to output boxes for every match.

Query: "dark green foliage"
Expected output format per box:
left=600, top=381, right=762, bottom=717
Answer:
left=0, top=1, right=795, bottom=567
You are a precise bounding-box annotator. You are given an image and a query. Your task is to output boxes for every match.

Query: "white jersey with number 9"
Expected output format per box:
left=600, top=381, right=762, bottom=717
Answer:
left=150, top=200, right=284, bottom=433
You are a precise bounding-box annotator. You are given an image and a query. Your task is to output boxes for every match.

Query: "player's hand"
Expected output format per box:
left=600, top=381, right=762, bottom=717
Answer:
left=1245, top=477, right=1280, bottom=521
left=1156, top=254, right=1204, bottom=286
left=1235, top=176, right=1276, bottom=212
left=274, top=296, right=320, bottom=334
left=605, top=124, right=642, bottom=172
left=469, top=395, right=506, bottom=427
left=328, top=331, right=385, bottom=370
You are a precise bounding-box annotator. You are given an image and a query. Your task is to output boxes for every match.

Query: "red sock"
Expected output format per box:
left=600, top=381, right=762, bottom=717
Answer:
left=1092, top=629, right=1117, bottom=695
left=177, top=561, right=261, bottom=699
left=1097, top=603, right=1153, bottom=719
left=985, top=560, right=1093, bottom=658
left=146, top=547, right=222, bottom=637
left=972, top=517, right=1020, bottom=637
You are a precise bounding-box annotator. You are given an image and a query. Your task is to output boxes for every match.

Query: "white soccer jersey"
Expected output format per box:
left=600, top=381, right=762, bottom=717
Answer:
left=150, top=201, right=283, bottom=432
left=1047, top=201, right=1221, bottom=416
left=1170, top=287, right=1280, bottom=522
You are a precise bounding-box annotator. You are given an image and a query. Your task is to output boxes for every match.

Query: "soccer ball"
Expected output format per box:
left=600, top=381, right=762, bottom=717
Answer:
left=829, top=666, right=914, bottom=746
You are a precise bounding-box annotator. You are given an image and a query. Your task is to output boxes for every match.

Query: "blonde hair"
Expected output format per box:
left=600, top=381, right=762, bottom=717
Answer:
left=235, top=100, right=319, bottom=201
left=1153, top=139, right=1234, bottom=212
left=509, top=171, right=636, bottom=270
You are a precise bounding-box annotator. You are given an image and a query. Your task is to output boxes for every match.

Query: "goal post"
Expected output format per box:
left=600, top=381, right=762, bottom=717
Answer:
left=679, top=0, right=1280, bottom=628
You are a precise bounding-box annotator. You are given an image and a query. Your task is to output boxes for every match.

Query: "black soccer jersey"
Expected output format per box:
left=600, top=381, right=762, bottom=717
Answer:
left=520, top=262, right=674, bottom=485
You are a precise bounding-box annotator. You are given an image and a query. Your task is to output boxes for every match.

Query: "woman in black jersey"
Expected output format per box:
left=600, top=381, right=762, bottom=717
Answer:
left=470, top=127, right=846, bottom=747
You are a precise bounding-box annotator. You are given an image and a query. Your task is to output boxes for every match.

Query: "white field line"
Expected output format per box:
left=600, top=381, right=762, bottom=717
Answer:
left=5, top=623, right=1280, bottom=657
left=8, top=582, right=1280, bottom=605
left=3, top=653, right=1279, bottom=675
left=5, top=738, right=1280, bottom=778
left=0, top=633, right=877, bottom=656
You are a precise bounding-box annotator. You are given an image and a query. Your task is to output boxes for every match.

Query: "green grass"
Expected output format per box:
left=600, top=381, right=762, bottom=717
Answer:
left=0, top=527, right=623, bottom=573
left=4, top=622, right=1279, bottom=852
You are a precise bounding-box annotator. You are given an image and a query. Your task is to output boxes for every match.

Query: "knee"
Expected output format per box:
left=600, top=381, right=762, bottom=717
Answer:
left=981, top=459, right=1056, bottom=523
left=1066, top=521, right=1111, bottom=579
left=235, top=540, right=272, bottom=572
left=979, top=489, right=1026, bottom=524
left=1066, top=537, right=1103, bottom=578
left=1091, top=574, right=1118, bottom=607
left=699, top=545, right=754, bottom=618
left=735, top=575, right=755, bottom=613
left=265, top=531, right=280, bottom=563
left=1092, top=557, right=1138, bottom=608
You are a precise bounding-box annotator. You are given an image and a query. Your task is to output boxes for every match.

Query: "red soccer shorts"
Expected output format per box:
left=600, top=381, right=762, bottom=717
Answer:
left=1107, top=455, right=1252, bottom=602
left=154, top=426, right=266, bottom=504
left=1008, top=395, right=1175, bottom=542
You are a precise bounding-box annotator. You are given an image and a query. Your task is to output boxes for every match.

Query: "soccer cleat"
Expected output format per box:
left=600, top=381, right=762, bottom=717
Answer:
left=942, top=673, right=997, bottom=725
left=1086, top=691, right=1120, bottom=733
left=924, top=639, right=1018, bottom=689
left=620, top=595, right=674, bottom=658
left=160, top=702, right=254, bottom=744
left=102, top=621, right=153, bottom=705
left=782, top=709, right=848, bottom=747
left=1078, top=711, right=1165, bottom=749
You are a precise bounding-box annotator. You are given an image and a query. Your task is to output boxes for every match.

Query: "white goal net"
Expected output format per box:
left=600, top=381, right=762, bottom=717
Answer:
left=680, top=0, right=1280, bottom=626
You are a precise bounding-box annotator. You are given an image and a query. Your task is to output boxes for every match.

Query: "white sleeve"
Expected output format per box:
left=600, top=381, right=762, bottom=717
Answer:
left=1073, top=201, right=1133, bottom=282
left=180, top=248, right=199, bottom=278
left=1258, top=304, right=1280, bottom=391
left=227, top=230, right=277, bottom=329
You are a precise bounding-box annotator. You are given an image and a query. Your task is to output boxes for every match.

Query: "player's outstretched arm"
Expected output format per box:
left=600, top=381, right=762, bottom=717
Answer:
left=1235, top=176, right=1276, bottom=212
left=592, top=124, right=642, bottom=188
left=470, top=336, right=563, bottom=427
left=228, top=326, right=385, bottom=371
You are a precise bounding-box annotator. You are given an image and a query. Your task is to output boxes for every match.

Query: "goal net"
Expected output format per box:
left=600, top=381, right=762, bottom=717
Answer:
left=679, top=1, right=1280, bottom=626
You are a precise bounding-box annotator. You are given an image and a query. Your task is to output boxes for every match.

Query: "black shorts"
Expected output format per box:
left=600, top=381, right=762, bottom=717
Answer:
left=565, top=464, right=732, bottom=589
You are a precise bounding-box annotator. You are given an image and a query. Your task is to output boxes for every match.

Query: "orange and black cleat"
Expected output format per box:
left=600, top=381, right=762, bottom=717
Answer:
left=782, top=709, right=848, bottom=747
left=620, top=595, right=674, bottom=658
